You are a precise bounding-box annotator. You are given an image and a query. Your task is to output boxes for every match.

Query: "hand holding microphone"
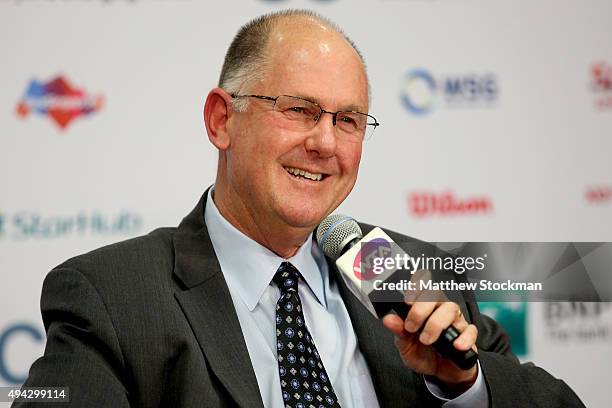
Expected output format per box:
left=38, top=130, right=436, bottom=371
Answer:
left=316, top=214, right=478, bottom=388
left=381, top=297, right=479, bottom=391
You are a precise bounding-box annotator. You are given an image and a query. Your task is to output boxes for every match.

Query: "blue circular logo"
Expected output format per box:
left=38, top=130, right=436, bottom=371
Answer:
left=400, top=68, right=437, bottom=115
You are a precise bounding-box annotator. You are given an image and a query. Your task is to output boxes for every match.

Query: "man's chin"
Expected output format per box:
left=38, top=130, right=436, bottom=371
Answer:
left=279, top=208, right=329, bottom=231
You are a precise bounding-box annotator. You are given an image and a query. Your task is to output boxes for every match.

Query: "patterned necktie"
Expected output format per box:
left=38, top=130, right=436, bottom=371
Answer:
left=273, top=262, right=341, bottom=408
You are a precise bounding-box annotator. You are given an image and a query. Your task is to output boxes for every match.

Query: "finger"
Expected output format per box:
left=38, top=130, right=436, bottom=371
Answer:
left=405, top=269, right=448, bottom=305
left=404, top=269, right=431, bottom=304
left=382, top=314, right=408, bottom=339
left=405, top=301, right=438, bottom=333
left=419, top=302, right=462, bottom=346
left=452, top=309, right=469, bottom=332
left=393, top=336, right=436, bottom=376
left=453, top=324, right=479, bottom=351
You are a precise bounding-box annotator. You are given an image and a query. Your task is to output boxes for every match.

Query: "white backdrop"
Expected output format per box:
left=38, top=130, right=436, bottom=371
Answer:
left=1, top=0, right=611, bottom=406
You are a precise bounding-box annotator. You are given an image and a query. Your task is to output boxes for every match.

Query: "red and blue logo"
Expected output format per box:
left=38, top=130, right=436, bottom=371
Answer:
left=15, top=75, right=104, bottom=130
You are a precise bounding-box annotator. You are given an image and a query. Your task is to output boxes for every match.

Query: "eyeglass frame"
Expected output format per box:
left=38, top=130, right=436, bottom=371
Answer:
left=230, top=94, right=380, bottom=138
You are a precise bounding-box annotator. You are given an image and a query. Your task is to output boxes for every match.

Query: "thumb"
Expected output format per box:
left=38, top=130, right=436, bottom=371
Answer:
left=382, top=314, right=408, bottom=339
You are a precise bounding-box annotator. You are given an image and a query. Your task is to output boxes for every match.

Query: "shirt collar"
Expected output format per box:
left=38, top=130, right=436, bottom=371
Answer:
left=204, top=188, right=328, bottom=311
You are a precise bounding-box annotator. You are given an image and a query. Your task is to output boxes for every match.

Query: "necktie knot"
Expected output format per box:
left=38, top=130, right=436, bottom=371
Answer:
left=273, top=262, right=301, bottom=294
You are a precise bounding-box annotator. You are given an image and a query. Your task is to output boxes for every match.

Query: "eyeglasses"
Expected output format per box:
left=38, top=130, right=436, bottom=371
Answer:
left=231, top=94, right=380, bottom=141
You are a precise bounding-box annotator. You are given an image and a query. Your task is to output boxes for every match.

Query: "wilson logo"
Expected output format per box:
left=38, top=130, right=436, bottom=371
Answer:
left=408, top=191, right=493, bottom=217
left=591, top=61, right=612, bottom=110
left=585, top=186, right=612, bottom=204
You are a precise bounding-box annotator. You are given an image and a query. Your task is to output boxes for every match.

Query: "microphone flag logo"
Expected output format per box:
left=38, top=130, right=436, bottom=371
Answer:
left=352, top=238, right=392, bottom=281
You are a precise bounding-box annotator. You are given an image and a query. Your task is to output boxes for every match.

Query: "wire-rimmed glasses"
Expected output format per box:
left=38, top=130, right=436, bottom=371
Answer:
left=231, top=94, right=380, bottom=141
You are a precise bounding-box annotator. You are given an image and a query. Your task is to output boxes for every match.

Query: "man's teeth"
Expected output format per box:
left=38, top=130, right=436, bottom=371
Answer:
left=284, top=167, right=323, bottom=181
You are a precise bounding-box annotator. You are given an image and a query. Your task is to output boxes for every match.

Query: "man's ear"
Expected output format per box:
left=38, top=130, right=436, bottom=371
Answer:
left=204, top=87, right=234, bottom=150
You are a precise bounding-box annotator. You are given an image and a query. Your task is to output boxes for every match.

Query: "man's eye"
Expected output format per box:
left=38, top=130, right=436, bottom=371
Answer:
left=340, top=116, right=356, bottom=125
left=290, top=107, right=307, bottom=113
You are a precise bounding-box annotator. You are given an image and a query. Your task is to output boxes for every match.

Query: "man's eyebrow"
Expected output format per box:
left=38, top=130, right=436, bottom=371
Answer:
left=343, top=103, right=367, bottom=113
left=292, top=93, right=367, bottom=113
left=292, top=93, right=321, bottom=105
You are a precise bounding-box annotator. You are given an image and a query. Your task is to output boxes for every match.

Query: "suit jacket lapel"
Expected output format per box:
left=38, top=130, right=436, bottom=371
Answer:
left=172, top=192, right=264, bottom=408
left=330, top=258, right=439, bottom=408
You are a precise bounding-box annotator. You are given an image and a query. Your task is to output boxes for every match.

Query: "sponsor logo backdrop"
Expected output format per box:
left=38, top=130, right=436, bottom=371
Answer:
left=1, top=1, right=611, bottom=407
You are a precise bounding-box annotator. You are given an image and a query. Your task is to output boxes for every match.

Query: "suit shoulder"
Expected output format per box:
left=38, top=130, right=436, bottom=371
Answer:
left=55, top=227, right=177, bottom=276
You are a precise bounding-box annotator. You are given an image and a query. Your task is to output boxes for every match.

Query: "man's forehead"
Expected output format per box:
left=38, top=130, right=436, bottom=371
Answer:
left=267, top=18, right=355, bottom=60
left=290, top=93, right=367, bottom=113
left=261, top=25, right=368, bottom=111
left=271, top=16, right=334, bottom=41
left=251, top=83, right=368, bottom=113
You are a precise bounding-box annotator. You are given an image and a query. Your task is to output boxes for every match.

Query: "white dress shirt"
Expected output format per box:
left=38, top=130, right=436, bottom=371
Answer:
left=204, top=188, right=487, bottom=407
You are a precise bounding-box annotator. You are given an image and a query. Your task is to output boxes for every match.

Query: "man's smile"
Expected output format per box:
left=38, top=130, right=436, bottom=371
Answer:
left=283, top=166, right=329, bottom=182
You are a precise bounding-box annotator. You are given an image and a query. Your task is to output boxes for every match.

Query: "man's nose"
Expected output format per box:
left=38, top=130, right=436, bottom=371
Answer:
left=305, top=112, right=338, bottom=157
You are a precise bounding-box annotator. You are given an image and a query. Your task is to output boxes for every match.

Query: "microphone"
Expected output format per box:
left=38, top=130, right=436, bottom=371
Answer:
left=316, top=214, right=478, bottom=370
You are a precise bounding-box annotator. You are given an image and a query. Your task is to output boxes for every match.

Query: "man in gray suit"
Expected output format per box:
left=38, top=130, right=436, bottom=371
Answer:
left=16, top=10, right=584, bottom=408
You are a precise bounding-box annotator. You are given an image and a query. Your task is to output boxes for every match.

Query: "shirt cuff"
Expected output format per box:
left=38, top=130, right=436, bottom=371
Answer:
left=423, top=361, right=488, bottom=408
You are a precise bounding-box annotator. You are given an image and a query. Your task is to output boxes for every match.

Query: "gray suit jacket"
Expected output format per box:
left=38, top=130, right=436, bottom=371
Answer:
left=15, top=192, right=585, bottom=407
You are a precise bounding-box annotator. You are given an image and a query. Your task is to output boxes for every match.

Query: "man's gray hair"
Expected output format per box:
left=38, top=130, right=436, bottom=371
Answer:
left=218, top=9, right=367, bottom=112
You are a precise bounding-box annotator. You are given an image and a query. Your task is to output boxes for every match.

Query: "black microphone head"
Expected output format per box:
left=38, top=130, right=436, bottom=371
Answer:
left=316, top=214, right=363, bottom=260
